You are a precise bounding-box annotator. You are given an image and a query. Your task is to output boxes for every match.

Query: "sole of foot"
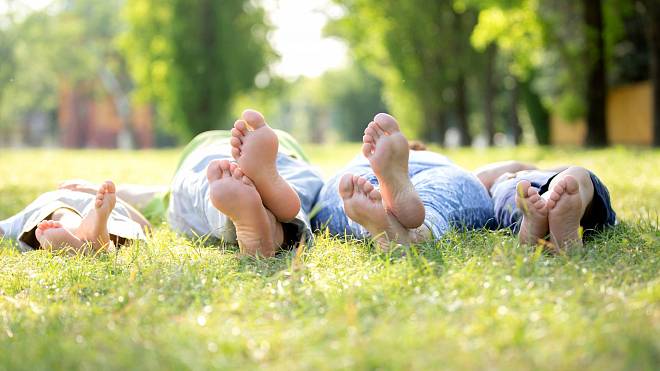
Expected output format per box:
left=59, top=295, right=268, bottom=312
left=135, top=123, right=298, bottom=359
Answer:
left=35, top=220, right=84, bottom=252
left=339, top=173, right=412, bottom=251
left=207, top=159, right=282, bottom=257
left=516, top=180, right=549, bottom=245
left=362, top=113, right=424, bottom=229
left=546, top=175, right=583, bottom=252
left=74, top=180, right=116, bottom=252
left=229, top=109, right=301, bottom=221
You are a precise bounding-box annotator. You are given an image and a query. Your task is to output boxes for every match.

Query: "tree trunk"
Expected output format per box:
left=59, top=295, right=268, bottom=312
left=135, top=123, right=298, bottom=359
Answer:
left=520, top=76, right=550, bottom=145
left=455, top=73, right=472, bottom=146
left=640, top=0, right=660, bottom=146
left=509, top=78, right=523, bottom=145
left=484, top=44, right=496, bottom=146
left=583, top=0, right=608, bottom=146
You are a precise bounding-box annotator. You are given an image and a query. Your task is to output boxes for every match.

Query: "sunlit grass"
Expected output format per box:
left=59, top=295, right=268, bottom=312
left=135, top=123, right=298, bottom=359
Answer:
left=0, top=146, right=658, bottom=370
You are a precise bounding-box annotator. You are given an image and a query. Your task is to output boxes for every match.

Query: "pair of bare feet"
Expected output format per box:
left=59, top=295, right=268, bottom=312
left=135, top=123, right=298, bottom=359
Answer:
left=516, top=173, right=588, bottom=252
left=206, top=109, right=301, bottom=257
left=339, top=113, right=430, bottom=250
left=35, top=181, right=116, bottom=253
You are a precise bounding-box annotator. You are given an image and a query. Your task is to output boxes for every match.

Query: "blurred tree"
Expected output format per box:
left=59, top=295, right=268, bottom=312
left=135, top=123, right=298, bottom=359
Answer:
left=322, top=65, right=388, bottom=141
left=583, top=0, right=608, bottom=146
left=120, top=0, right=275, bottom=140
left=328, top=0, right=480, bottom=146
left=636, top=0, right=659, bottom=146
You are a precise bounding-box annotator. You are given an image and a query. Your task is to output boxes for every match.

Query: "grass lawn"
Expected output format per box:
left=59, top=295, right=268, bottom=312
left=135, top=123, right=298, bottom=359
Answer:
left=0, top=145, right=658, bottom=370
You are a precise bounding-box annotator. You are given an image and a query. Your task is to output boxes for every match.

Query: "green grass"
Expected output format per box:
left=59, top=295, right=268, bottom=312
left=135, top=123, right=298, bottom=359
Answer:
left=0, top=146, right=658, bottom=370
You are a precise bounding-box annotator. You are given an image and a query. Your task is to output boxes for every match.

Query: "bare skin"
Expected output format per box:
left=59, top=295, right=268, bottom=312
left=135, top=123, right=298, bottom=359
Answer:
left=362, top=113, right=425, bottom=229
left=35, top=181, right=117, bottom=253
left=58, top=180, right=152, bottom=231
left=207, top=159, right=283, bottom=257
left=339, top=173, right=430, bottom=250
left=544, top=167, right=594, bottom=251
left=515, top=180, right=549, bottom=245
left=229, top=109, right=301, bottom=222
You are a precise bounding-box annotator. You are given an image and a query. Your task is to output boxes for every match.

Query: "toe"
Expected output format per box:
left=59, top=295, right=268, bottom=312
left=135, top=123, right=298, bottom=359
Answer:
left=362, top=143, right=374, bottom=158
left=356, top=176, right=367, bottom=190
left=368, top=189, right=382, bottom=201
left=233, top=120, right=247, bottom=135
left=373, top=112, right=400, bottom=134
left=562, top=175, right=580, bottom=194
left=232, top=167, right=244, bottom=180
left=367, top=122, right=384, bottom=137
left=516, top=180, right=531, bottom=199
left=363, top=181, right=374, bottom=193
left=219, top=160, right=232, bottom=178
left=231, top=147, right=241, bottom=160
left=206, top=160, right=223, bottom=181
left=230, top=129, right=245, bottom=142
left=241, top=109, right=266, bottom=130
left=339, top=173, right=355, bottom=198
left=104, top=181, right=116, bottom=194
left=230, top=136, right=242, bottom=148
left=363, top=134, right=374, bottom=144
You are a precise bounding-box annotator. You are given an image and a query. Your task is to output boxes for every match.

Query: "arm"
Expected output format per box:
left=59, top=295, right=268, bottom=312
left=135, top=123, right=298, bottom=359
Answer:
left=473, top=161, right=538, bottom=192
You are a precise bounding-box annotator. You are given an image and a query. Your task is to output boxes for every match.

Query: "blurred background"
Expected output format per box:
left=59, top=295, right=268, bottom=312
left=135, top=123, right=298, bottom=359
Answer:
left=0, top=0, right=657, bottom=148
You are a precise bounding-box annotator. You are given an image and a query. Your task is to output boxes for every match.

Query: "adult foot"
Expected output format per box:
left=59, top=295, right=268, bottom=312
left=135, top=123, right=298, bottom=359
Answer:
left=35, top=220, right=84, bottom=251
left=229, top=109, right=301, bottom=221
left=339, top=173, right=413, bottom=250
left=362, top=113, right=424, bottom=229
left=207, top=159, right=283, bottom=257
left=546, top=175, right=583, bottom=251
left=75, top=181, right=115, bottom=252
left=515, top=180, right=549, bottom=245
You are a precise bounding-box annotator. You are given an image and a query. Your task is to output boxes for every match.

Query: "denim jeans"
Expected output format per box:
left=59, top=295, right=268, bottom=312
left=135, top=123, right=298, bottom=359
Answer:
left=312, top=151, right=495, bottom=239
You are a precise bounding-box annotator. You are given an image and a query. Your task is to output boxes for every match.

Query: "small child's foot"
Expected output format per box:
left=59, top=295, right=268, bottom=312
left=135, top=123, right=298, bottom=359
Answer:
left=207, top=159, right=283, bottom=257
left=516, top=180, right=549, bottom=245
left=75, top=181, right=116, bottom=252
left=546, top=175, right=583, bottom=251
left=229, top=109, right=301, bottom=221
left=35, top=220, right=84, bottom=252
left=362, top=113, right=424, bottom=229
left=339, top=173, right=413, bottom=251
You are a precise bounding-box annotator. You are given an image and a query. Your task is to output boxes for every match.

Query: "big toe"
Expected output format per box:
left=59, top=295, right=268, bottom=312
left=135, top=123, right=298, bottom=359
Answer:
left=103, top=181, right=116, bottom=194
left=562, top=175, right=580, bottom=195
left=241, top=109, right=266, bottom=130
left=338, top=173, right=355, bottom=199
left=373, top=113, right=401, bottom=134
left=207, top=160, right=223, bottom=181
left=516, top=180, right=531, bottom=199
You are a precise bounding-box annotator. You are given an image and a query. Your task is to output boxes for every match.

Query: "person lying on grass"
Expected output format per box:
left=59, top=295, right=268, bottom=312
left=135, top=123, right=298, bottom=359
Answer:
left=312, top=113, right=495, bottom=251
left=473, top=160, right=616, bottom=252
left=122, top=109, right=323, bottom=258
left=0, top=181, right=150, bottom=254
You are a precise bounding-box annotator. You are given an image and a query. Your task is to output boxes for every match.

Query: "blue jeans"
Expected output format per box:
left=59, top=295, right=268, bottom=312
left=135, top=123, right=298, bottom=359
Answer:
left=312, top=151, right=495, bottom=239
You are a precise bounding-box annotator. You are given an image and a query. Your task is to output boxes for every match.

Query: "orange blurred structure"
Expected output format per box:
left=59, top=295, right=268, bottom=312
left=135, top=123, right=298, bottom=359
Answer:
left=551, top=81, right=653, bottom=146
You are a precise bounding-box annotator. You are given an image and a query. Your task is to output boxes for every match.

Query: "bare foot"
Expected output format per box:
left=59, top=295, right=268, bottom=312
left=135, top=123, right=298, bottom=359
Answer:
left=75, top=181, right=115, bottom=252
left=546, top=175, right=583, bottom=251
left=35, top=220, right=84, bottom=252
left=339, top=173, right=415, bottom=250
left=362, top=113, right=424, bottom=229
left=207, top=159, right=283, bottom=257
left=516, top=180, right=549, bottom=245
left=229, top=109, right=301, bottom=222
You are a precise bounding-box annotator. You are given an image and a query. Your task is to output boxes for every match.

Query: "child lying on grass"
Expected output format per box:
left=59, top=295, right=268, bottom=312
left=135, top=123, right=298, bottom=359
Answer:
left=474, top=161, right=616, bottom=252
left=0, top=181, right=150, bottom=254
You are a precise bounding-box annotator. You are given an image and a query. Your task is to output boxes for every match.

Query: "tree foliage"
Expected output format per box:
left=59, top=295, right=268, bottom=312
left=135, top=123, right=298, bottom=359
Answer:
left=120, top=0, right=275, bottom=139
